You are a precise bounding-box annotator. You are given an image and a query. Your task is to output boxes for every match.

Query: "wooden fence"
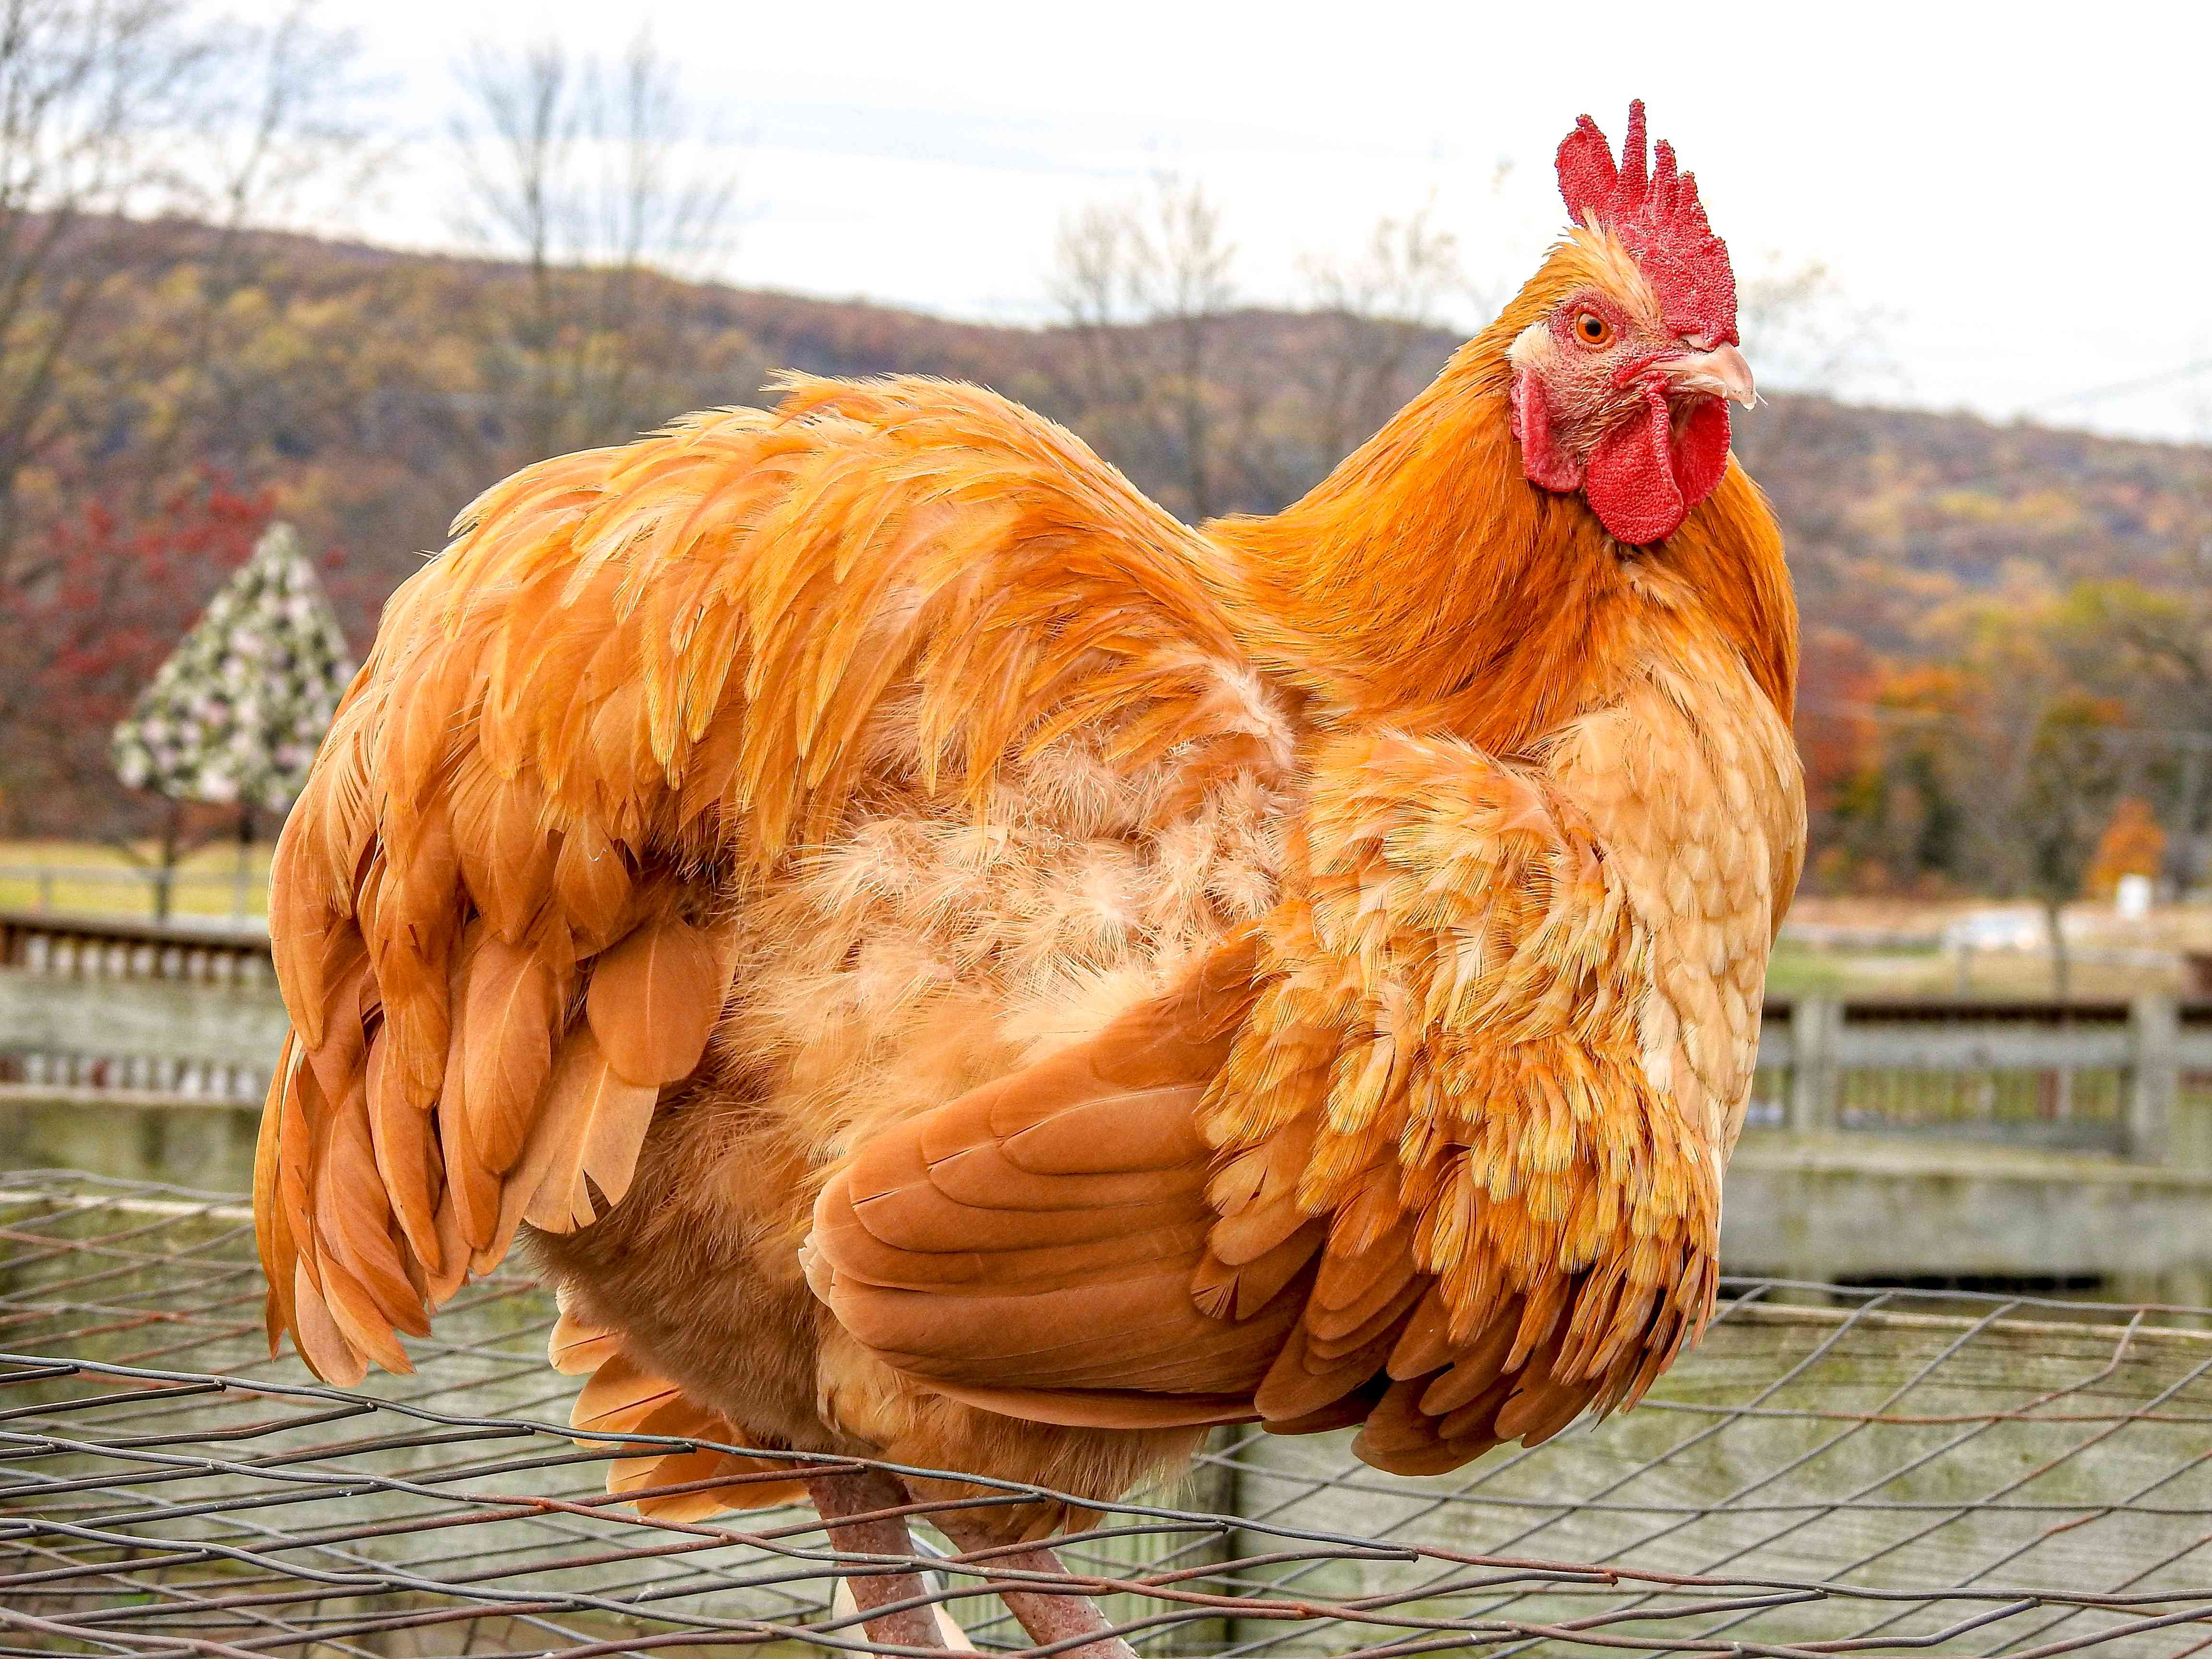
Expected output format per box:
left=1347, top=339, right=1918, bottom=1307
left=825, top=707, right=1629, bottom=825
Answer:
left=1755, top=996, right=2212, bottom=1167
left=7, top=909, right=2212, bottom=1289
left=4, top=908, right=2211, bottom=1154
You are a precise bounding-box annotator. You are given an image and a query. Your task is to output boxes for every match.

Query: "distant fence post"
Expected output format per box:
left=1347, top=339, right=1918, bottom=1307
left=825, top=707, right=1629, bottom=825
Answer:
left=2129, top=995, right=2177, bottom=1166
left=1786, top=997, right=1837, bottom=1133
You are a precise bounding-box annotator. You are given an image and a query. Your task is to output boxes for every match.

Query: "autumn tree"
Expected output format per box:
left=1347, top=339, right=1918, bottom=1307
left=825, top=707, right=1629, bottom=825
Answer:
left=1793, top=626, right=1885, bottom=886
left=0, top=473, right=275, bottom=836
left=1894, top=584, right=2135, bottom=993
left=0, top=0, right=371, bottom=571
left=1049, top=175, right=1245, bottom=519
left=2013, top=693, right=2128, bottom=998
left=447, top=29, right=745, bottom=472
left=0, top=1, right=376, bottom=836
left=2085, top=798, right=2165, bottom=901
left=1870, top=667, right=1972, bottom=887
left=2056, top=579, right=2212, bottom=893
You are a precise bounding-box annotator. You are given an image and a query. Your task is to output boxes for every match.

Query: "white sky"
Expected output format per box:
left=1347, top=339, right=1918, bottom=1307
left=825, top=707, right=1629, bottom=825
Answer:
left=256, top=0, right=2212, bottom=442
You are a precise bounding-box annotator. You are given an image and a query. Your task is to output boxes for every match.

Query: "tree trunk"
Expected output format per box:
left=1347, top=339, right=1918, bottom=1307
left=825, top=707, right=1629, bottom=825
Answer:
left=150, top=800, right=187, bottom=922
left=2044, top=895, right=2070, bottom=1002
left=230, top=805, right=255, bottom=919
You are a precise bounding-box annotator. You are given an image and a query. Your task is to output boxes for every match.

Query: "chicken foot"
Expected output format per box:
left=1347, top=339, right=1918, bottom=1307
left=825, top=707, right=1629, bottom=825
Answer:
left=931, top=1510, right=1136, bottom=1659
left=807, top=1467, right=948, bottom=1652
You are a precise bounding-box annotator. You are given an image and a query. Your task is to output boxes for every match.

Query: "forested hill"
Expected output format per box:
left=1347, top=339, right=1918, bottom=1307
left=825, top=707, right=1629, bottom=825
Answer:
left=8, top=218, right=2212, bottom=857
left=54, top=220, right=2212, bottom=652
left=1733, top=397, right=2212, bottom=659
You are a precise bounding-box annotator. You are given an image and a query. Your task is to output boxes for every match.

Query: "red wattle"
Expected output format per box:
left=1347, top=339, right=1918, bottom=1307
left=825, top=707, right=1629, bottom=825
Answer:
left=1671, top=397, right=1731, bottom=512
left=1583, top=382, right=1685, bottom=545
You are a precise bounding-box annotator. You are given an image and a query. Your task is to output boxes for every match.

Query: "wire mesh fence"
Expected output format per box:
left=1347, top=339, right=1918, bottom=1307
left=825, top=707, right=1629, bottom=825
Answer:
left=4, top=1170, right=2212, bottom=1657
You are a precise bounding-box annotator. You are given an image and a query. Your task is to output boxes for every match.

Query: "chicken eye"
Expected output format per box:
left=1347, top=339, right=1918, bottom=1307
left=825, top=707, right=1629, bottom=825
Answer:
left=1573, top=311, right=1612, bottom=347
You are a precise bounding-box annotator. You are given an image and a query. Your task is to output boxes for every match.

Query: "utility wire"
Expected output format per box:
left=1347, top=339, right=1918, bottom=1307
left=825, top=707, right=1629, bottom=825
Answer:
left=2030, top=357, right=2212, bottom=412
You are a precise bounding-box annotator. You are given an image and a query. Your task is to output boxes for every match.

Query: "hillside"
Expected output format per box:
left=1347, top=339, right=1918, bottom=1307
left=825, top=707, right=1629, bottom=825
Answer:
left=61, top=222, right=2212, bottom=650
left=6, top=220, right=2211, bottom=847
left=1732, top=398, right=2212, bottom=657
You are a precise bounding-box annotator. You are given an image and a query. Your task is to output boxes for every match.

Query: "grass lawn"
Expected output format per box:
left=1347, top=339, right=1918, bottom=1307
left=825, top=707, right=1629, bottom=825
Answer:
left=1765, top=940, right=2183, bottom=1002
left=0, top=839, right=275, bottom=919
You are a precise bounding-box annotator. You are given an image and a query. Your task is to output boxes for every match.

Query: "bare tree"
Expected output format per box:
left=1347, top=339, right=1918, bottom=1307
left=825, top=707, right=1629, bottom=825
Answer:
left=0, top=0, right=204, bottom=567
left=1736, top=253, right=1898, bottom=400
left=120, top=4, right=377, bottom=505
left=0, top=1, right=370, bottom=572
left=0, top=1, right=377, bottom=841
left=449, top=30, right=741, bottom=468
left=1050, top=175, right=1238, bottom=518
left=1294, top=203, right=1465, bottom=474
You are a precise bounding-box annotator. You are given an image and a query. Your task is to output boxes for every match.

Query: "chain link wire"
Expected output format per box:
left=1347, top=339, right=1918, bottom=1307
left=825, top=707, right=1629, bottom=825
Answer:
left=4, top=1172, right=2211, bottom=1658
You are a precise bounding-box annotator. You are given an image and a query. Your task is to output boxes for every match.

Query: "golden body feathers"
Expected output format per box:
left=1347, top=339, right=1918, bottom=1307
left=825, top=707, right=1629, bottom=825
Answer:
left=257, top=232, right=1803, bottom=1522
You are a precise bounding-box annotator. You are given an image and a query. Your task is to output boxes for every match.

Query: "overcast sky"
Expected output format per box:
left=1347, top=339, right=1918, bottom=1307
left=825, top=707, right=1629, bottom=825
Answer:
left=254, top=0, right=2212, bottom=443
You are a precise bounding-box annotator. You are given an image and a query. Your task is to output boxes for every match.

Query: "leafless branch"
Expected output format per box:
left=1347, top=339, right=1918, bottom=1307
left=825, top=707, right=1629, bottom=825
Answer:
left=447, top=27, right=743, bottom=469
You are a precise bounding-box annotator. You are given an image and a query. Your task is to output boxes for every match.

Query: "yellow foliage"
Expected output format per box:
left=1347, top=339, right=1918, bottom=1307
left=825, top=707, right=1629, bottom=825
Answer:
left=2085, top=798, right=2164, bottom=900
left=1933, top=488, right=2082, bottom=527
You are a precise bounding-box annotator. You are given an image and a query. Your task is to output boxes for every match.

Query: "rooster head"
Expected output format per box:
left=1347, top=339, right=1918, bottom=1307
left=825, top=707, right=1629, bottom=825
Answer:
left=1507, top=101, right=1754, bottom=547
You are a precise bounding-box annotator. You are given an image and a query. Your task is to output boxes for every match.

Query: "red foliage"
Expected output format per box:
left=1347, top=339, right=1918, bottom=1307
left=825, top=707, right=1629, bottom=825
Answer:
left=2085, top=797, right=2165, bottom=900
left=1793, top=626, right=1882, bottom=822
left=0, top=474, right=275, bottom=830
left=18, top=476, right=273, bottom=728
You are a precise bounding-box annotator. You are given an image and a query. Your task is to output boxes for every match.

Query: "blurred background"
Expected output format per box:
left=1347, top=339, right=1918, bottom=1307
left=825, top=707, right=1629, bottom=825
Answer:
left=0, top=0, right=2210, bottom=1316
left=15, top=15, right=2212, bottom=1624
left=7, top=0, right=2212, bottom=1005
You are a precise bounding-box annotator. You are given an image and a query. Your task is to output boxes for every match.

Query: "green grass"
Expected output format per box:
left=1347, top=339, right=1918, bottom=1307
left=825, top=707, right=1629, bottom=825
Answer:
left=0, top=839, right=274, bottom=919
left=1768, top=936, right=2188, bottom=1003
left=1761, top=942, right=1859, bottom=998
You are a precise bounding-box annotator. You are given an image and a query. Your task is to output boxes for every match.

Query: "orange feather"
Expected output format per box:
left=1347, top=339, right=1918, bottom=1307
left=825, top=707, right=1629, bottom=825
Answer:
left=258, top=210, right=1803, bottom=1532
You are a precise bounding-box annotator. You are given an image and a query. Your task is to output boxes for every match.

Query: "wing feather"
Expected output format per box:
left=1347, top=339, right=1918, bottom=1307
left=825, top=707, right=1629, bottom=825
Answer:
left=364, top=1034, right=441, bottom=1274
left=586, top=913, right=720, bottom=1088
left=810, top=721, right=1757, bottom=1473
left=257, top=373, right=1272, bottom=1387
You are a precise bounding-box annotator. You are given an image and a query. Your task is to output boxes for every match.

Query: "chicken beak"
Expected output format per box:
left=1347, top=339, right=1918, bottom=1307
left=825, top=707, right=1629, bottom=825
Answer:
left=1656, top=343, right=1756, bottom=409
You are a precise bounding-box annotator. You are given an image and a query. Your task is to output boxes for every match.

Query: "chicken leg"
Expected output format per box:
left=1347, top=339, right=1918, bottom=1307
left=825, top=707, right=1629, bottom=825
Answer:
left=931, top=1509, right=1136, bottom=1659
left=806, top=1468, right=948, bottom=1652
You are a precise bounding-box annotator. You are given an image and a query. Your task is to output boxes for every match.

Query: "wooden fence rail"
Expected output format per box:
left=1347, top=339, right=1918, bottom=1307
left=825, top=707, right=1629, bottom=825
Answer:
left=1756, top=996, right=2212, bottom=1169
left=8, top=910, right=2212, bottom=1289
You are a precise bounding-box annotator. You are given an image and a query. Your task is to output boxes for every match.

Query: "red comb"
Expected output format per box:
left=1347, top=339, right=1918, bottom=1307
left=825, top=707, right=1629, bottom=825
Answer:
left=1555, top=100, right=1737, bottom=347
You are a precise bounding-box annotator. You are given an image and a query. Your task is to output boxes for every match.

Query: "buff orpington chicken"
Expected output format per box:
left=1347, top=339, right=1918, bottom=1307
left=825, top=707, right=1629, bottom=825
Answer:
left=256, top=101, right=1803, bottom=1655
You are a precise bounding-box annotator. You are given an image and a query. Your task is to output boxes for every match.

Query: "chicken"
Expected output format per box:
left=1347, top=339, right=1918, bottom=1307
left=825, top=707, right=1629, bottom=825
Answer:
left=256, top=100, right=1802, bottom=1655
